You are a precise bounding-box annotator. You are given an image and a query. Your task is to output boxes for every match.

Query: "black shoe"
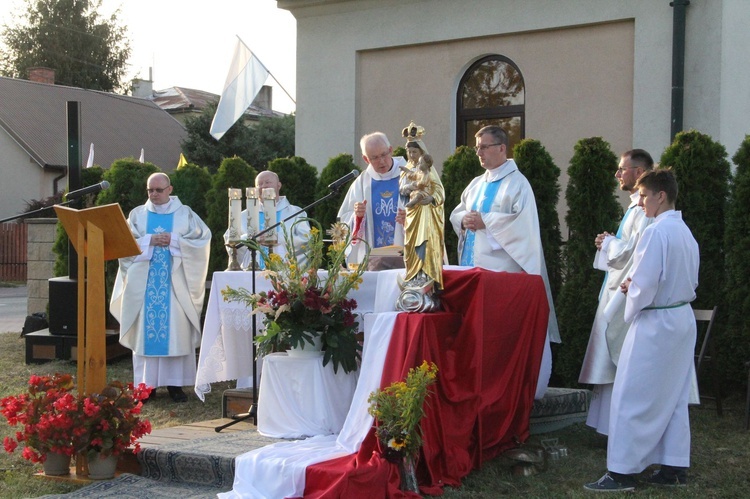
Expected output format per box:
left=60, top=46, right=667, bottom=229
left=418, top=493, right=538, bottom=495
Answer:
left=167, top=386, right=188, bottom=403
left=648, top=466, right=687, bottom=486
left=584, top=472, right=636, bottom=492
left=142, top=388, right=156, bottom=404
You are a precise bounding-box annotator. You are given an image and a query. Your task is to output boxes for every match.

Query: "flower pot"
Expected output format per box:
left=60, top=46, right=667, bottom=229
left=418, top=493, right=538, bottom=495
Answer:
left=287, top=334, right=323, bottom=357
left=43, top=452, right=71, bottom=476
left=399, top=454, right=419, bottom=493
left=87, top=452, right=118, bottom=480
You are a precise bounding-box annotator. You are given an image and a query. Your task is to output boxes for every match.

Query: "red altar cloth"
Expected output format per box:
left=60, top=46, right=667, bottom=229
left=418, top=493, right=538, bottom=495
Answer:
left=302, top=268, right=549, bottom=497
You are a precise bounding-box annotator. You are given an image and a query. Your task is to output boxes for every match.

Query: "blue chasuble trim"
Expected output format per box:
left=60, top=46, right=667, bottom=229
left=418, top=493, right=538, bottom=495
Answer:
left=370, top=177, right=399, bottom=248
left=144, top=212, right=174, bottom=356
left=460, top=179, right=502, bottom=266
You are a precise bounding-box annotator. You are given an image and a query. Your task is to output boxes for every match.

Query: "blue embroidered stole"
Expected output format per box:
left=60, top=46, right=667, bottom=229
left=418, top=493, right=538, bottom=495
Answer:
left=143, top=212, right=174, bottom=356
left=258, top=209, right=282, bottom=269
left=460, top=179, right=502, bottom=266
left=370, top=177, right=399, bottom=247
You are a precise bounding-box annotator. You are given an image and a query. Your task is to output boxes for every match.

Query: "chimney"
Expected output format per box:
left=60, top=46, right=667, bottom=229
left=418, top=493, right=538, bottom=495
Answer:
left=131, top=78, right=154, bottom=98
left=27, top=67, right=55, bottom=84
left=251, top=85, right=273, bottom=110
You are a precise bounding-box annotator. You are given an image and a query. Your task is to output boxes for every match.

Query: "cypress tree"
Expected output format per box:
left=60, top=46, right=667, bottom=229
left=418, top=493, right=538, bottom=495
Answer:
left=659, top=130, right=731, bottom=311
left=205, top=156, right=257, bottom=274
left=440, top=145, right=483, bottom=264
left=268, top=156, right=318, bottom=217
left=721, top=135, right=750, bottom=385
left=314, top=153, right=359, bottom=232
left=514, top=139, right=563, bottom=300
left=170, top=163, right=212, bottom=221
left=554, top=137, right=621, bottom=387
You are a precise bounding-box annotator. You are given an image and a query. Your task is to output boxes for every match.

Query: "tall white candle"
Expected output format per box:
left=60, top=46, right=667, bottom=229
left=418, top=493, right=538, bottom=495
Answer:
left=228, top=188, right=242, bottom=242
left=246, top=187, right=260, bottom=236
left=261, top=187, right=278, bottom=245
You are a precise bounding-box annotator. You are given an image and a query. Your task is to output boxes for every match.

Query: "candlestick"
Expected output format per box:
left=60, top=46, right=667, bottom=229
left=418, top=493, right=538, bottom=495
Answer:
left=246, top=187, right=260, bottom=237
left=227, top=188, right=242, bottom=242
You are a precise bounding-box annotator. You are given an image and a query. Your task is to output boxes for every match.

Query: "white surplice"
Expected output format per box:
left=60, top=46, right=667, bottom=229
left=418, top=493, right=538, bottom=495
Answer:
left=110, top=197, right=211, bottom=387
left=337, top=158, right=406, bottom=264
left=223, top=196, right=310, bottom=270
left=607, top=210, right=699, bottom=474
left=449, top=160, right=559, bottom=399
left=580, top=192, right=652, bottom=434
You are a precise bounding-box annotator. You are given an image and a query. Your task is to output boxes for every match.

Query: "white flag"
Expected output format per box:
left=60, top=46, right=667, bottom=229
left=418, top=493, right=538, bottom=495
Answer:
left=139, top=148, right=145, bottom=163
left=210, top=37, right=270, bottom=140
left=85, top=143, right=94, bottom=168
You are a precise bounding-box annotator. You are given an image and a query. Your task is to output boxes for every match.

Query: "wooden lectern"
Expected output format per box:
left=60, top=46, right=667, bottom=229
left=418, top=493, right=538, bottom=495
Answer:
left=54, top=203, right=139, bottom=476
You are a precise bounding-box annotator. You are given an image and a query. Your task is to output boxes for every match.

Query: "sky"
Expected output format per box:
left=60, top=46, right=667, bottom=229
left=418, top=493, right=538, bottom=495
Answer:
left=1, top=0, right=298, bottom=114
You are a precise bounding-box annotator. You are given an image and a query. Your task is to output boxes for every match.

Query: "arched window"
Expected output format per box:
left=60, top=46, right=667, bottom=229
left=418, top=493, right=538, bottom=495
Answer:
left=456, top=55, right=525, bottom=156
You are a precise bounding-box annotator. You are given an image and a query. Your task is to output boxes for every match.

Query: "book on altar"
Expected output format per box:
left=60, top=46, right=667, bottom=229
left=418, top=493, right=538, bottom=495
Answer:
left=369, top=245, right=403, bottom=257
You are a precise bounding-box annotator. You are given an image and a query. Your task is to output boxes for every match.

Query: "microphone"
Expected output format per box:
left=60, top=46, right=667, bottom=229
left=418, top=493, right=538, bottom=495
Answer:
left=328, top=170, right=359, bottom=191
left=65, top=181, right=110, bottom=200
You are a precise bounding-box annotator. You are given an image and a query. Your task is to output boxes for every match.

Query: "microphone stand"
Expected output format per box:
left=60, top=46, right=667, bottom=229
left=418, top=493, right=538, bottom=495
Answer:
left=0, top=198, right=77, bottom=224
left=214, top=185, right=350, bottom=432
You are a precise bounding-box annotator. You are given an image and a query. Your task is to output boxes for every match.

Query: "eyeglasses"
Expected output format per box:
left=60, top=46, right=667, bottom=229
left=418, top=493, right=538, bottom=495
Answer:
left=616, top=167, right=638, bottom=174
left=147, top=187, right=169, bottom=194
left=474, top=143, right=503, bottom=152
left=368, top=151, right=391, bottom=162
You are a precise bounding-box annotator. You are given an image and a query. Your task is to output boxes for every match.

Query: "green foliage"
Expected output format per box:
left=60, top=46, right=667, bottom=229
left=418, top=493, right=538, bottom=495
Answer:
left=268, top=156, right=318, bottom=216
left=181, top=103, right=294, bottom=174
left=246, top=115, right=295, bottom=171
left=514, top=138, right=563, bottom=300
left=440, top=146, right=483, bottom=264
left=553, top=137, right=621, bottom=387
left=169, top=163, right=212, bottom=220
left=0, top=0, right=130, bottom=92
left=314, top=154, right=360, bottom=232
left=659, top=129, right=730, bottom=311
left=52, top=166, right=104, bottom=277
left=719, top=136, right=750, bottom=385
left=392, top=146, right=407, bottom=161
left=205, top=156, right=257, bottom=274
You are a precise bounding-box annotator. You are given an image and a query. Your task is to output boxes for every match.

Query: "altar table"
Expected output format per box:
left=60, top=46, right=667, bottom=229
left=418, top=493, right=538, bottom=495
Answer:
left=257, top=353, right=358, bottom=438
left=219, top=268, right=550, bottom=498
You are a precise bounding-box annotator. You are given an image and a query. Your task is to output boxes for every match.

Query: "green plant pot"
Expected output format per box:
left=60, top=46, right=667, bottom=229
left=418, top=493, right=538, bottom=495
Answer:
left=87, top=452, right=117, bottom=480
left=42, top=452, right=71, bottom=476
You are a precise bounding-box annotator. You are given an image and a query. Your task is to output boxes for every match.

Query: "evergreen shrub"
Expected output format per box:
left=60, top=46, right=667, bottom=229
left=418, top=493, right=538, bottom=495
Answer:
left=170, top=163, right=212, bottom=221
left=553, top=137, right=621, bottom=387
left=314, top=153, right=359, bottom=232
left=268, top=156, right=318, bottom=217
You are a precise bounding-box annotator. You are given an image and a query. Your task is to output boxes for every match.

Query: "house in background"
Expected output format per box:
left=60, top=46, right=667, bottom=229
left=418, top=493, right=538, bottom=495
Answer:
left=131, top=77, right=285, bottom=126
left=0, top=69, right=187, bottom=221
left=278, top=0, right=749, bottom=222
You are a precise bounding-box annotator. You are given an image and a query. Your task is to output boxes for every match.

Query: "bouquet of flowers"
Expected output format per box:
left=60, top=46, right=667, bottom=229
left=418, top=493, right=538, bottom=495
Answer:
left=1, top=373, right=81, bottom=462
left=367, top=361, right=439, bottom=462
left=222, top=220, right=369, bottom=374
left=78, top=381, right=152, bottom=458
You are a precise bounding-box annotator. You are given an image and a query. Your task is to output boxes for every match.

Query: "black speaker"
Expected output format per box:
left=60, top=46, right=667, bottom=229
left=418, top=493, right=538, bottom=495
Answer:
left=49, top=277, right=77, bottom=336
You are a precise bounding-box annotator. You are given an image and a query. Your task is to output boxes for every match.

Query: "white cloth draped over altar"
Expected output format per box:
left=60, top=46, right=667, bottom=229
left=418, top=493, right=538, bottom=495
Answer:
left=194, top=269, right=401, bottom=401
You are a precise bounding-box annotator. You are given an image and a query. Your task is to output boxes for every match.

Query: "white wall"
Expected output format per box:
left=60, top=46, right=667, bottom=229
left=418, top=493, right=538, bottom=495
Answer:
left=0, top=132, right=56, bottom=221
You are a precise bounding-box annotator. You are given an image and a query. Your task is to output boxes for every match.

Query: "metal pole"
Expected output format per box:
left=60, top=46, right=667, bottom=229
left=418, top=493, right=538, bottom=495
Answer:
left=670, top=0, right=690, bottom=141
left=66, top=101, right=82, bottom=279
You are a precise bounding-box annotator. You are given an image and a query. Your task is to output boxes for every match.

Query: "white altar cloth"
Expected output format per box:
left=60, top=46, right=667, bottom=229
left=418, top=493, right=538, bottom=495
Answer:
left=218, top=312, right=399, bottom=499
left=257, top=353, right=358, bottom=438
left=194, top=269, right=394, bottom=401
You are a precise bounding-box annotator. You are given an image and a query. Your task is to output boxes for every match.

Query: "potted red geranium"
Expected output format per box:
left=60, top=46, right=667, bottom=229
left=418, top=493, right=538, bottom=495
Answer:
left=1, top=373, right=82, bottom=475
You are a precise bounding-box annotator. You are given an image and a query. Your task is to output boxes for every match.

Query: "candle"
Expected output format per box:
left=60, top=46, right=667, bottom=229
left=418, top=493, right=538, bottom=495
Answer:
left=227, top=188, right=242, bottom=242
left=246, top=187, right=260, bottom=236
left=261, top=187, right=278, bottom=245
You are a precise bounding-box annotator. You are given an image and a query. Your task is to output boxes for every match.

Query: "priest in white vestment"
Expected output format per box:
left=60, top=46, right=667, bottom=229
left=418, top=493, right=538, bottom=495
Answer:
left=223, top=170, right=310, bottom=270
left=579, top=149, right=653, bottom=434
left=338, top=132, right=407, bottom=265
left=585, top=169, right=699, bottom=492
left=111, top=173, right=211, bottom=403
left=449, top=125, right=559, bottom=399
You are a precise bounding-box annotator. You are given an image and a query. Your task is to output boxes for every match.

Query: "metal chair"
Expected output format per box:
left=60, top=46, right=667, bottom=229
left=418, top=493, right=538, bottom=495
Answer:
left=694, top=306, right=721, bottom=416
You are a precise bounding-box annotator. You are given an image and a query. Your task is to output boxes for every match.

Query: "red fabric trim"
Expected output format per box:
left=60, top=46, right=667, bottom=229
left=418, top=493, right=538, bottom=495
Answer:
left=302, top=268, right=549, bottom=497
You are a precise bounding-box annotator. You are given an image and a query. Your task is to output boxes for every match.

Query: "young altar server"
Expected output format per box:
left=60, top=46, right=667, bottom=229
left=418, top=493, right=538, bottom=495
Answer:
left=585, top=168, right=700, bottom=492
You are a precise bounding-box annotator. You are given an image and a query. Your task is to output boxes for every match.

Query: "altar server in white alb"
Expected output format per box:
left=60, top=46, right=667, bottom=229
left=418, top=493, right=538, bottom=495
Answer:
left=579, top=149, right=653, bottom=434
left=449, top=125, right=559, bottom=399
left=223, top=170, right=310, bottom=269
left=585, top=168, right=700, bottom=492
left=111, top=173, right=211, bottom=403
left=338, top=132, right=407, bottom=265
